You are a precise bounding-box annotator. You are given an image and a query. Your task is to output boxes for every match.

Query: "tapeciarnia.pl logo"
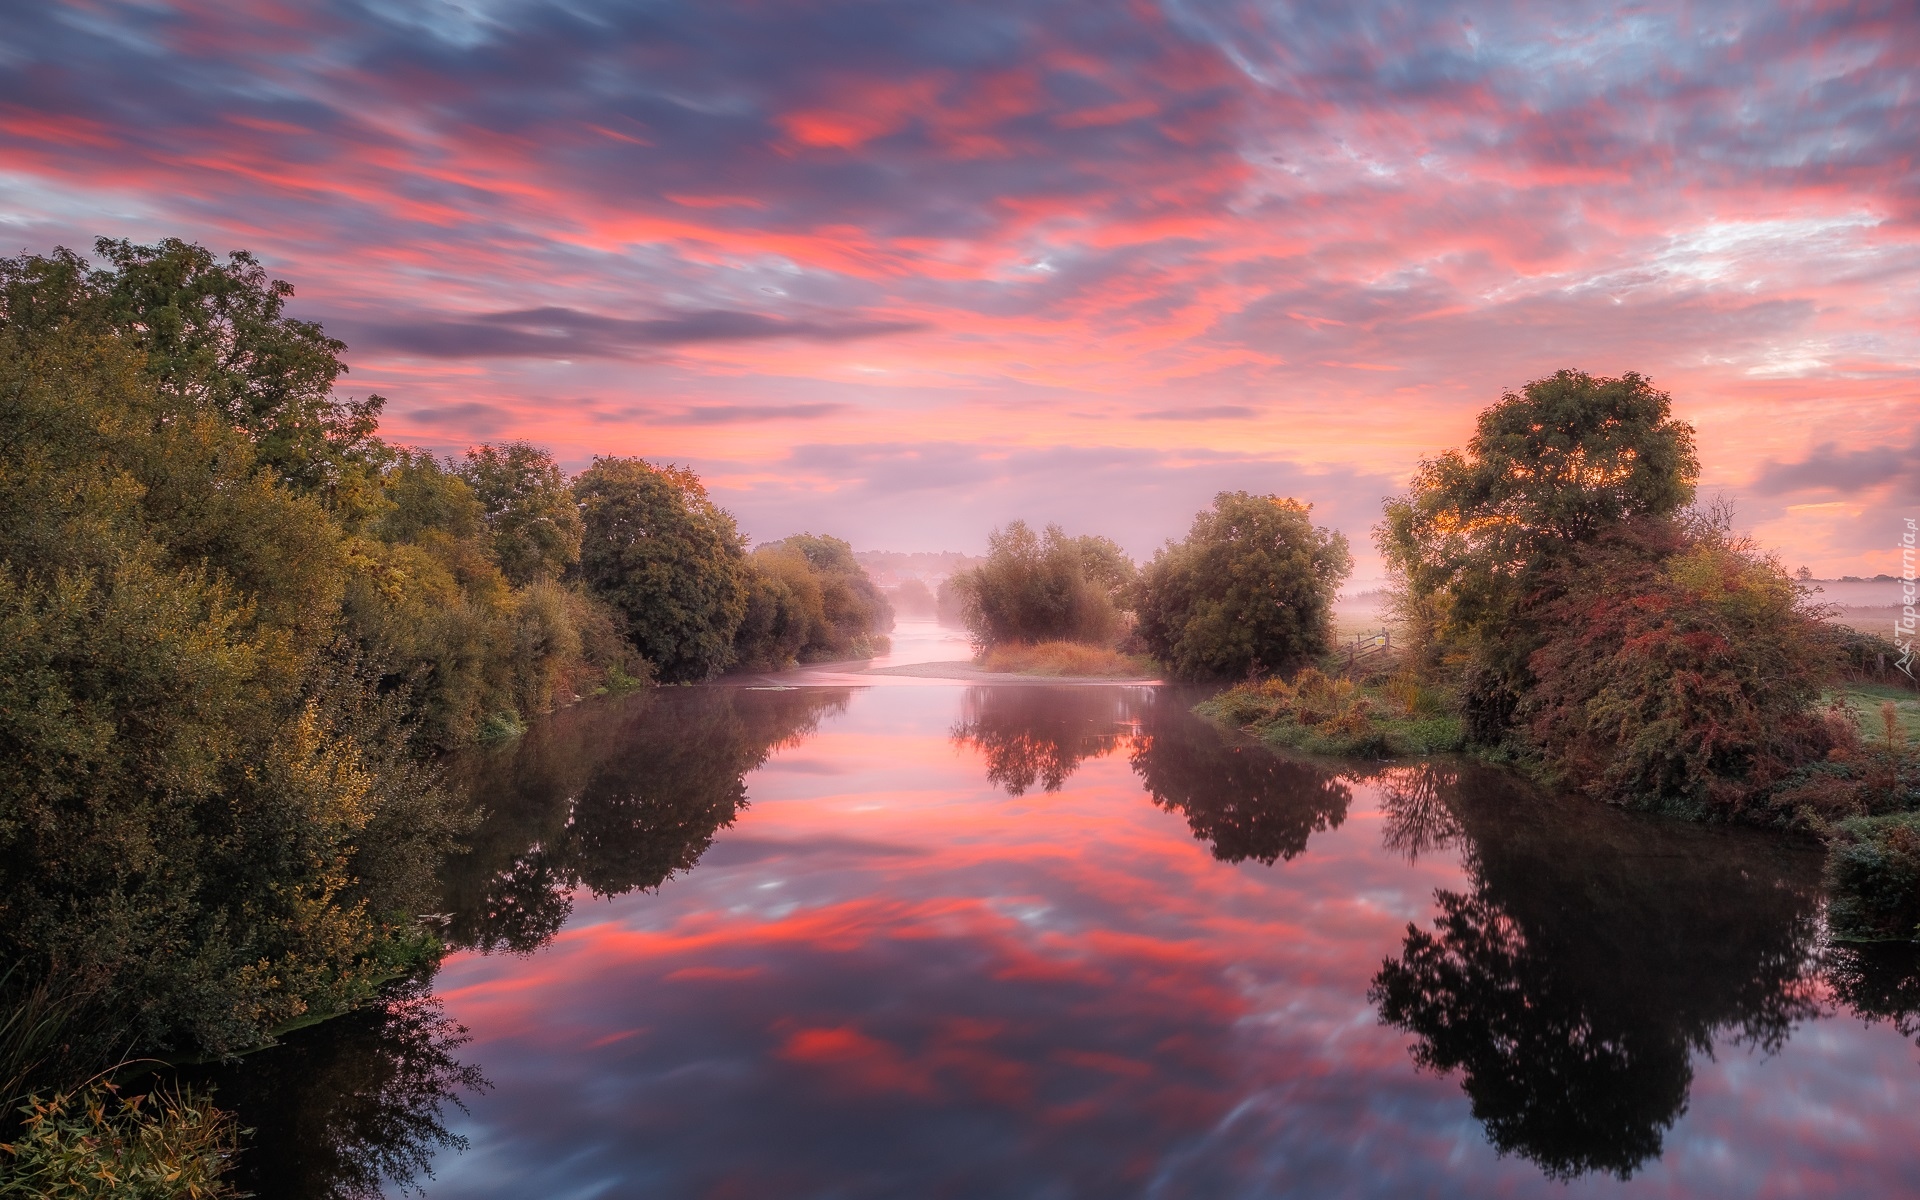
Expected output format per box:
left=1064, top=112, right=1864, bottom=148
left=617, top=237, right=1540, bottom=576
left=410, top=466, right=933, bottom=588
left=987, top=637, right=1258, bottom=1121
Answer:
left=1899, top=517, right=1916, bottom=680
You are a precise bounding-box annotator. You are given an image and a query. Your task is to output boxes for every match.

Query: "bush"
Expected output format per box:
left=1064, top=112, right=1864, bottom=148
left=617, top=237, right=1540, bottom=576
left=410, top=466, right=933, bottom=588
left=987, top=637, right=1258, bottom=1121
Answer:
left=1826, top=812, right=1920, bottom=942
left=733, top=535, right=892, bottom=669
left=1203, top=669, right=1466, bottom=757
left=1521, top=524, right=1839, bottom=814
left=951, top=521, right=1132, bottom=648
left=0, top=331, right=462, bottom=1065
left=1137, top=492, right=1350, bottom=680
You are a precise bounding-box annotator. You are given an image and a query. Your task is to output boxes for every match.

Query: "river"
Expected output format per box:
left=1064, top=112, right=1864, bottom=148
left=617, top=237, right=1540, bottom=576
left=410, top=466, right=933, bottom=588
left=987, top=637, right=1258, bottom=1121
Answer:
left=202, top=620, right=1920, bottom=1198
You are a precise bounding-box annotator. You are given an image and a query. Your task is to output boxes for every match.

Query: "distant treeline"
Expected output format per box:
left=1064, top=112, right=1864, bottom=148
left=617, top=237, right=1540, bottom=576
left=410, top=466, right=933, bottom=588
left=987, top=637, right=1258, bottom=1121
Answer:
left=0, top=236, right=891, bottom=1155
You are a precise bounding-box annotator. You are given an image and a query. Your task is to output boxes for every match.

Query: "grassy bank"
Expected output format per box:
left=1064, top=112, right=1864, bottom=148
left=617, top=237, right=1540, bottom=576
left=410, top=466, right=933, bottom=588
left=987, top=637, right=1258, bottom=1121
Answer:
left=978, top=640, right=1154, bottom=677
left=1200, top=669, right=1465, bottom=757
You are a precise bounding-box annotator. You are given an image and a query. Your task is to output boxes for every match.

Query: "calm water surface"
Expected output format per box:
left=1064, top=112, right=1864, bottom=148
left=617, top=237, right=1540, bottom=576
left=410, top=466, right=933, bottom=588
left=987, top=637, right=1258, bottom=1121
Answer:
left=209, top=626, right=1920, bottom=1197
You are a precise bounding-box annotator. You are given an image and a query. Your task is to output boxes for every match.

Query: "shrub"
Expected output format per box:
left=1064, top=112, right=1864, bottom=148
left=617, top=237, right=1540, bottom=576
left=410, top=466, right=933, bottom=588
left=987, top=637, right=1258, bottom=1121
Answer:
left=733, top=534, right=892, bottom=668
left=1522, top=525, right=1839, bottom=814
left=0, top=331, right=462, bottom=1065
left=1203, top=669, right=1466, bottom=757
left=1136, top=492, right=1350, bottom=680
left=952, top=521, right=1133, bottom=648
left=1826, top=812, right=1920, bottom=942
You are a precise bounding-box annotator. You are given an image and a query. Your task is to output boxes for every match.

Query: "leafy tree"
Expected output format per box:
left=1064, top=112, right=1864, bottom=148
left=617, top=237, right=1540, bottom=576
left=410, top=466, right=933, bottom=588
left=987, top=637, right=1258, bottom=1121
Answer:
left=455, top=442, right=584, bottom=586
left=1378, top=370, right=1698, bottom=733
left=0, top=239, right=386, bottom=519
left=1135, top=492, right=1350, bottom=680
left=575, top=457, right=748, bottom=682
left=953, top=521, right=1134, bottom=648
left=0, top=326, right=460, bottom=1065
left=734, top=533, right=892, bottom=668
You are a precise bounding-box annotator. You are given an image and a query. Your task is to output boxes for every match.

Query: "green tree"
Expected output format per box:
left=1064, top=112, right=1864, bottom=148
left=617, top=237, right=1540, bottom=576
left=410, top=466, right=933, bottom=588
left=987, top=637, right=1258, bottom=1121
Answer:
left=0, top=239, right=386, bottom=519
left=0, top=326, right=460, bottom=1069
left=575, top=457, right=748, bottom=682
left=733, top=546, right=826, bottom=670
left=953, top=521, right=1134, bottom=648
left=1377, top=370, right=1698, bottom=733
left=764, top=533, right=892, bottom=660
left=455, top=442, right=584, bottom=586
left=1135, top=492, right=1350, bottom=680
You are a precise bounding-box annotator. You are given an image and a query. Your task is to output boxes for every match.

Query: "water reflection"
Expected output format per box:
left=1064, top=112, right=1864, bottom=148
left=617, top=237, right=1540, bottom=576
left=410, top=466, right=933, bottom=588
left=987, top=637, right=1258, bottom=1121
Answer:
left=1825, top=942, right=1920, bottom=1051
left=952, top=685, right=1355, bottom=866
left=1370, top=769, right=1824, bottom=1180
left=1130, top=688, right=1352, bottom=865
left=196, top=684, right=1920, bottom=1195
left=190, top=984, right=485, bottom=1199
left=949, top=685, right=1140, bottom=795
left=441, top=685, right=852, bottom=953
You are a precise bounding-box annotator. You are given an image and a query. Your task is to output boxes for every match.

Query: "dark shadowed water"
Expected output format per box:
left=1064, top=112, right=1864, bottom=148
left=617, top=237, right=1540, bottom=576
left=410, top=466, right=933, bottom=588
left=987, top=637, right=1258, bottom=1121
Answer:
left=203, top=661, right=1920, bottom=1198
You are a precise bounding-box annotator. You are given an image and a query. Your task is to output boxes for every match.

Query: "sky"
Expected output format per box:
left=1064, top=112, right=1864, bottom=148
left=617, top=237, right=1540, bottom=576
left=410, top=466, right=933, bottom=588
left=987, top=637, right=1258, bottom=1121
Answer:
left=1, top=0, right=1916, bottom=578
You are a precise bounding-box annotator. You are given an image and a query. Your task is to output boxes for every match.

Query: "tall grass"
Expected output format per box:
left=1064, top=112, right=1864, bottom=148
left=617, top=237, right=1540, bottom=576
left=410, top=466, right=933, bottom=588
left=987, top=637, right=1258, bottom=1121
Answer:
left=978, top=641, right=1150, bottom=677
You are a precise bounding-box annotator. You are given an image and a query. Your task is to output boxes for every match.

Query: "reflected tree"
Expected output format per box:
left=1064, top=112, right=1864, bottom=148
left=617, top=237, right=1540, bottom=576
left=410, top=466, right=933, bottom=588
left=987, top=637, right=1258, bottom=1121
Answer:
left=442, top=686, right=851, bottom=953
left=1377, top=764, right=1464, bottom=863
left=1129, top=688, right=1350, bottom=864
left=1369, top=769, right=1823, bottom=1180
left=1824, top=942, right=1920, bottom=1049
left=950, top=686, right=1141, bottom=796
left=188, top=983, right=486, bottom=1199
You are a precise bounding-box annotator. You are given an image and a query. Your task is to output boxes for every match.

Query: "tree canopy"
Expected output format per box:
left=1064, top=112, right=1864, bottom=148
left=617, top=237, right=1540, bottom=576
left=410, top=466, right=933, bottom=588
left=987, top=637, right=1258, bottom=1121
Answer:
left=953, top=521, right=1135, bottom=648
left=575, top=457, right=750, bottom=682
left=1136, top=492, right=1350, bottom=680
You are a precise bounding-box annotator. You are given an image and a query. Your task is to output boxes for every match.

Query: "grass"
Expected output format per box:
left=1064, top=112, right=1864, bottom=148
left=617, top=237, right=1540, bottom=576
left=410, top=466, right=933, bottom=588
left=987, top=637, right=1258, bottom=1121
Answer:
left=1199, top=668, right=1465, bottom=757
left=0, top=1082, right=242, bottom=1198
left=1824, top=682, right=1920, bottom=749
left=978, top=641, right=1153, bottom=677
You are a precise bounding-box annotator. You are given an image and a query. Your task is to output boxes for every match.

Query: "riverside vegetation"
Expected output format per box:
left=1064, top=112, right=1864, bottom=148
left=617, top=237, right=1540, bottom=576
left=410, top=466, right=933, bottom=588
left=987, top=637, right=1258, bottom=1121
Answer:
left=0, top=239, right=890, bottom=1189
left=942, top=372, right=1920, bottom=950
left=5, top=238, right=1918, bottom=1193
left=1206, top=371, right=1920, bottom=942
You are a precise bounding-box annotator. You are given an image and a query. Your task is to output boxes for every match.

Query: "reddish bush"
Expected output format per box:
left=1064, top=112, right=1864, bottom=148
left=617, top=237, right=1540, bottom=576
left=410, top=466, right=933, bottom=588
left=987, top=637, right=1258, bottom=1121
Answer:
left=1522, top=523, right=1839, bottom=815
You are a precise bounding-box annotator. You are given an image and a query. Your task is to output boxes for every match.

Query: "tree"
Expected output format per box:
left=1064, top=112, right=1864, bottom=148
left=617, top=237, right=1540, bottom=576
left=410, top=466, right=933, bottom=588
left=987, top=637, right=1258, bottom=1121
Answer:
left=575, top=457, right=748, bottom=682
left=1135, top=492, right=1350, bottom=680
left=1377, top=370, right=1698, bottom=733
left=953, top=521, right=1134, bottom=647
left=0, top=239, right=386, bottom=518
left=0, top=325, right=460, bottom=1066
left=455, top=442, right=584, bottom=586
